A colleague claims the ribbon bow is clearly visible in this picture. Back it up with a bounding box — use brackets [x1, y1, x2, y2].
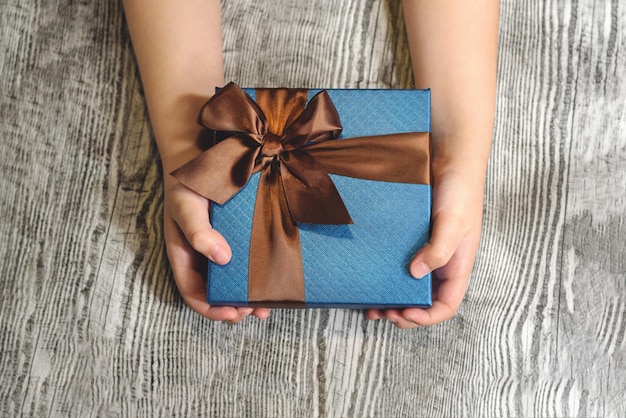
[172, 82, 430, 306]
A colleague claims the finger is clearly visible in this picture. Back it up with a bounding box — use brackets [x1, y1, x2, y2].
[205, 306, 242, 322]
[226, 307, 272, 323]
[383, 310, 419, 329]
[169, 184, 232, 265]
[252, 308, 271, 320]
[365, 309, 385, 320]
[400, 299, 459, 327]
[225, 307, 255, 324]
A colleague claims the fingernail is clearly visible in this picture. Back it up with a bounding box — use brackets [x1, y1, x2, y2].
[411, 261, 430, 279]
[210, 245, 230, 265]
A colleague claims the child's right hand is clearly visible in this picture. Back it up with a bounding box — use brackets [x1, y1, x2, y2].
[366, 152, 487, 328]
[163, 177, 271, 323]
[122, 0, 244, 321]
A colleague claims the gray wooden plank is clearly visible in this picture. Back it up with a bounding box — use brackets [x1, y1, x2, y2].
[1, 0, 625, 417]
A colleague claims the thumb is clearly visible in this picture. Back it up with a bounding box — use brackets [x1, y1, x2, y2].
[169, 185, 232, 265]
[183, 220, 231, 265]
[410, 210, 465, 278]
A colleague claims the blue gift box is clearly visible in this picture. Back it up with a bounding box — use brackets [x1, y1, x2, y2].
[207, 88, 432, 309]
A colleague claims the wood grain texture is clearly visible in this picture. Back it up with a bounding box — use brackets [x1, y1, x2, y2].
[1, 0, 624, 417]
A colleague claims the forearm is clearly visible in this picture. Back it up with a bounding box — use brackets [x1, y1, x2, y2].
[402, 0, 499, 175]
[123, 0, 224, 176]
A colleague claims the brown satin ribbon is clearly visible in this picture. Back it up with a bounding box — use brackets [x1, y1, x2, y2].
[172, 82, 430, 306]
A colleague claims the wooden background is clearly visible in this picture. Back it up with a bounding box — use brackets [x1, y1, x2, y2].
[1, 0, 625, 416]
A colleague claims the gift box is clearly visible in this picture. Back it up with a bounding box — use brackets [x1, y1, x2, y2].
[173, 82, 432, 309]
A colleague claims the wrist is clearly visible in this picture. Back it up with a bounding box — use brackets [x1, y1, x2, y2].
[431, 152, 490, 196]
[431, 129, 492, 175]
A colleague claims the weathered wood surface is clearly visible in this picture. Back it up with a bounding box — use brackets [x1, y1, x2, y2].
[1, 0, 624, 416]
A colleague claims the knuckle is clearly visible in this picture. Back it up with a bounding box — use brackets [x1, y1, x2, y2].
[188, 229, 210, 252]
[428, 244, 453, 268]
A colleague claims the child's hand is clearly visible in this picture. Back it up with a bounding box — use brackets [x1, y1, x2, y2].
[163, 179, 271, 323]
[366, 154, 486, 328]
[122, 0, 242, 320]
[380, 0, 498, 329]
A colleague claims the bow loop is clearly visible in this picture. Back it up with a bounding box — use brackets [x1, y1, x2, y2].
[198, 82, 267, 138]
[171, 135, 260, 205]
[282, 90, 343, 151]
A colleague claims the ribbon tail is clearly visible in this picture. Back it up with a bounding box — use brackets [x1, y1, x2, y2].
[248, 165, 306, 307]
[281, 152, 353, 225]
[304, 132, 431, 185]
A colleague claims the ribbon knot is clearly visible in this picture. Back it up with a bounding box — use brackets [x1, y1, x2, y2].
[171, 82, 431, 306]
[258, 132, 284, 162]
